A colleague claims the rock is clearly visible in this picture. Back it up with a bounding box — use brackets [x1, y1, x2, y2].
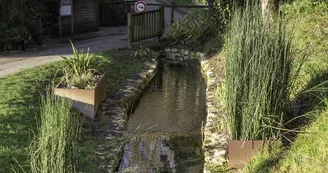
[165, 48, 171, 52]
[179, 49, 185, 54]
[183, 50, 189, 55]
[196, 52, 205, 58]
[105, 136, 114, 140]
[190, 51, 196, 56]
[170, 61, 178, 65]
[167, 52, 176, 60]
[171, 48, 178, 52]
[184, 56, 189, 60]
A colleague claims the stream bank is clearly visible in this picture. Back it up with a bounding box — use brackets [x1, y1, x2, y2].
[91, 49, 227, 172]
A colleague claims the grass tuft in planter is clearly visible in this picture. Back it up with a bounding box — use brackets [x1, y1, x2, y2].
[55, 41, 106, 119]
[225, 2, 293, 140]
[29, 91, 82, 173]
[60, 41, 101, 90]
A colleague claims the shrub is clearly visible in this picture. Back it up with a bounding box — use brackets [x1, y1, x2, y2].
[0, 0, 59, 51]
[225, 2, 294, 140]
[161, 1, 231, 53]
[132, 44, 157, 61]
[29, 91, 82, 173]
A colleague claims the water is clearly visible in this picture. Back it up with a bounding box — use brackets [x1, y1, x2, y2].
[119, 63, 206, 173]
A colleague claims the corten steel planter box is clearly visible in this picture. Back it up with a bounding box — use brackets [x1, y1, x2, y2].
[54, 74, 106, 119]
[228, 140, 282, 169]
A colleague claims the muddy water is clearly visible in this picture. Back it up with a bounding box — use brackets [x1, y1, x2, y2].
[119, 63, 206, 173]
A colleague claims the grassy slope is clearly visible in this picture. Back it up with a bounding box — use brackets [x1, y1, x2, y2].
[0, 49, 143, 172]
[0, 62, 65, 172]
[243, 1, 328, 172]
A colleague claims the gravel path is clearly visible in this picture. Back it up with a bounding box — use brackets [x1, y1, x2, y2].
[0, 2, 185, 77]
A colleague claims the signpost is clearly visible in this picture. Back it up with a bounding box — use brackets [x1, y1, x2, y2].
[134, 1, 147, 13]
[59, 0, 73, 34]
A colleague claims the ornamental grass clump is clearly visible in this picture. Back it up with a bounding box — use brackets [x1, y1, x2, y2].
[225, 2, 293, 140]
[29, 91, 82, 173]
[60, 41, 101, 90]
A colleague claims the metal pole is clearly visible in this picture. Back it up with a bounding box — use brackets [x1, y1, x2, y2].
[171, 2, 175, 25]
[128, 12, 133, 49]
[71, 4, 74, 34]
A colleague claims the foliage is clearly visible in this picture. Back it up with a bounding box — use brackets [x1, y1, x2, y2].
[132, 45, 157, 61]
[61, 42, 95, 77]
[29, 91, 82, 173]
[0, 0, 59, 51]
[244, 100, 328, 172]
[162, 0, 231, 54]
[241, 0, 328, 171]
[282, 0, 328, 96]
[276, 100, 328, 172]
[60, 42, 98, 89]
[225, 2, 294, 140]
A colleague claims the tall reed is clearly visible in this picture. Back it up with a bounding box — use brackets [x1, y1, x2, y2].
[29, 91, 82, 173]
[225, 2, 293, 140]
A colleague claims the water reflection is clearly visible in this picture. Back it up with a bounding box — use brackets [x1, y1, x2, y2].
[119, 63, 206, 173]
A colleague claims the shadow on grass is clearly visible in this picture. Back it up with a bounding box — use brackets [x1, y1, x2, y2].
[284, 70, 328, 144]
[0, 63, 63, 172]
[245, 145, 287, 173]
[246, 70, 328, 172]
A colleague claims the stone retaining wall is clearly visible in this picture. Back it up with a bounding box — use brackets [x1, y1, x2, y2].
[165, 48, 229, 172]
[200, 58, 229, 172]
[164, 48, 205, 65]
[92, 48, 228, 172]
[92, 59, 158, 172]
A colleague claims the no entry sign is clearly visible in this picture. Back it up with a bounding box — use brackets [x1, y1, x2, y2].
[134, 1, 147, 13]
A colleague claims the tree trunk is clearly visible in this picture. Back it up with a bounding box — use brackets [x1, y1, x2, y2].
[261, 0, 279, 23]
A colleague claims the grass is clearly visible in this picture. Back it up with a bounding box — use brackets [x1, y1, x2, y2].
[29, 91, 82, 173]
[0, 49, 143, 172]
[244, 100, 328, 173]
[208, 0, 328, 171]
[239, 0, 328, 171]
[225, 2, 293, 140]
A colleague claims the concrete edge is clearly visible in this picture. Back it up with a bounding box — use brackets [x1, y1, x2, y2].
[92, 59, 159, 172]
[163, 48, 229, 172]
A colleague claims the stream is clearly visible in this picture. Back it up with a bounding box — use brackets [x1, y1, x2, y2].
[119, 62, 207, 173]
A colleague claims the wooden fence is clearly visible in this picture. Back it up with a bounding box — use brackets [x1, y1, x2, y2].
[128, 7, 165, 48]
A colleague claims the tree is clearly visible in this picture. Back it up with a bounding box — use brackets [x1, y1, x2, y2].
[261, 0, 280, 22]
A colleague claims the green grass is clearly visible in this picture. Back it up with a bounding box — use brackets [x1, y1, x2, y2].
[225, 2, 294, 140]
[277, 103, 328, 172]
[0, 49, 143, 172]
[244, 101, 328, 173]
[240, 0, 328, 171]
[29, 92, 82, 173]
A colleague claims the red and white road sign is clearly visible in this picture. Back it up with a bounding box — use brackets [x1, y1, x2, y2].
[134, 1, 147, 13]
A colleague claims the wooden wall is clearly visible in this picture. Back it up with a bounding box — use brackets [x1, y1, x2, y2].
[98, 0, 130, 26]
[61, 0, 98, 34]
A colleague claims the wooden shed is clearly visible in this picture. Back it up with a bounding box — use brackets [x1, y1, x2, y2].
[60, 0, 99, 34]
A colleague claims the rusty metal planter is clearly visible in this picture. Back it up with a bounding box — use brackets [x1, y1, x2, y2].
[228, 140, 282, 169]
[54, 74, 106, 119]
